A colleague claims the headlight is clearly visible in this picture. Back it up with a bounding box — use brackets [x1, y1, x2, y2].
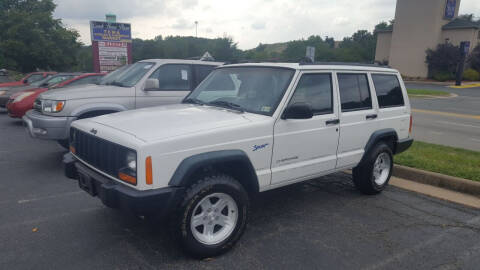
[118, 150, 137, 185]
[42, 100, 65, 113]
[13, 92, 35, 103]
[126, 151, 137, 171]
[0, 90, 6, 96]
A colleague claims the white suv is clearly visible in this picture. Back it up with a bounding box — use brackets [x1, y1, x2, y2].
[64, 63, 413, 258]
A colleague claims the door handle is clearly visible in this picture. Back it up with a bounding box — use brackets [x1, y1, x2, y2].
[325, 119, 340, 125]
[366, 114, 378, 120]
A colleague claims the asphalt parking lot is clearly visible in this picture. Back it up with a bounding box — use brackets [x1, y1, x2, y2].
[1, 111, 480, 270]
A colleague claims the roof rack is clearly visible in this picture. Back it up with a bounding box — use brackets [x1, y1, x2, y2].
[299, 61, 391, 68]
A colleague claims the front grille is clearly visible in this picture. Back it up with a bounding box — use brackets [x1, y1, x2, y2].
[33, 99, 42, 112]
[70, 127, 135, 180]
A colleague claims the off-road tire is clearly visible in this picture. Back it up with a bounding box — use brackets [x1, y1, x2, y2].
[172, 174, 249, 258]
[353, 142, 393, 195]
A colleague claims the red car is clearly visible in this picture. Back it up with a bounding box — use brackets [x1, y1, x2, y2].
[7, 73, 104, 118]
[0, 72, 56, 88]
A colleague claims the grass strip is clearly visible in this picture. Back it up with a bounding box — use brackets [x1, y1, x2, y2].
[395, 141, 480, 182]
[407, 88, 450, 96]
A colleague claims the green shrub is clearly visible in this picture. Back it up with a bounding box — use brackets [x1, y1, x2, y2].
[432, 71, 454, 82]
[463, 68, 480, 81]
[426, 44, 461, 78]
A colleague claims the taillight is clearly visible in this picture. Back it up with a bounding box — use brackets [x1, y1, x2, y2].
[409, 115, 413, 134]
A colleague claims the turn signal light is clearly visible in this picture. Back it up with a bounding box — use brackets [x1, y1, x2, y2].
[56, 101, 65, 112]
[69, 146, 76, 154]
[146, 156, 153, 185]
[119, 172, 137, 185]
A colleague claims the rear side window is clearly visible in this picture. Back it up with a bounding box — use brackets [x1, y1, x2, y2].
[149, 64, 191, 90]
[289, 73, 333, 115]
[194, 65, 215, 87]
[337, 73, 372, 112]
[371, 74, 405, 108]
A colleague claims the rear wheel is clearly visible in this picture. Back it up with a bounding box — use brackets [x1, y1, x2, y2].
[353, 142, 393, 195]
[172, 174, 249, 258]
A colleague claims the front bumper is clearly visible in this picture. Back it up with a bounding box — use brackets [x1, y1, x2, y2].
[22, 109, 76, 140]
[7, 99, 29, 118]
[64, 153, 184, 218]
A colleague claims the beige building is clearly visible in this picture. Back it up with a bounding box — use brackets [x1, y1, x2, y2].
[375, 0, 480, 78]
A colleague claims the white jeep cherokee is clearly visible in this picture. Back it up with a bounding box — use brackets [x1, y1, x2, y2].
[64, 62, 413, 258]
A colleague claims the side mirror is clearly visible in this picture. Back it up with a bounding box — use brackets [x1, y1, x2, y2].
[282, 103, 313, 120]
[144, 78, 159, 91]
[23, 79, 28, 83]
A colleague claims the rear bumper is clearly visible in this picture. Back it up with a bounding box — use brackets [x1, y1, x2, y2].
[22, 109, 76, 140]
[64, 153, 184, 218]
[395, 138, 413, 154]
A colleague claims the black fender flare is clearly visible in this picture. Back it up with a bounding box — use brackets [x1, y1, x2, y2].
[358, 129, 398, 166]
[168, 150, 259, 193]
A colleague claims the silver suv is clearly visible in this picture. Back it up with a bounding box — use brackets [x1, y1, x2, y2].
[23, 59, 223, 147]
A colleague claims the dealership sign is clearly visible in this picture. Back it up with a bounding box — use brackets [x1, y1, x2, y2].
[90, 20, 132, 73]
[90, 21, 132, 42]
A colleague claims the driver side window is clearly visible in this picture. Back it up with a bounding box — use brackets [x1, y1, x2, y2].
[148, 64, 191, 91]
[288, 73, 333, 115]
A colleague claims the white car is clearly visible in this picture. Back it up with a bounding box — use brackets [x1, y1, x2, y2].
[64, 62, 413, 258]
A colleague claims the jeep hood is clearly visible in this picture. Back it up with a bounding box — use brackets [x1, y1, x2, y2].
[39, 84, 132, 100]
[89, 104, 260, 142]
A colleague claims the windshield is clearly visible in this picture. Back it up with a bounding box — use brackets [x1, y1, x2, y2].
[185, 67, 294, 116]
[98, 65, 130, 85]
[30, 75, 53, 87]
[101, 62, 154, 87]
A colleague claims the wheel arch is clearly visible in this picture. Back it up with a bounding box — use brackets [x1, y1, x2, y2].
[71, 103, 127, 119]
[359, 129, 398, 166]
[169, 150, 260, 195]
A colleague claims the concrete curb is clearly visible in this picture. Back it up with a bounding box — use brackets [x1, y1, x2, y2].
[392, 165, 480, 197]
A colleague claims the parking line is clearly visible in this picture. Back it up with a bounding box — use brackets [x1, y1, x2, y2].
[412, 109, 480, 120]
[436, 121, 480, 129]
[18, 191, 84, 204]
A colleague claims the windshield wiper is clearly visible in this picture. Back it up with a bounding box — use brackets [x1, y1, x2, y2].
[183, 97, 205, 105]
[208, 100, 245, 112]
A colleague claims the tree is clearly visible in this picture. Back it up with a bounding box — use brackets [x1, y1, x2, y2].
[374, 20, 394, 33]
[468, 45, 480, 71]
[0, 0, 81, 72]
[425, 43, 461, 77]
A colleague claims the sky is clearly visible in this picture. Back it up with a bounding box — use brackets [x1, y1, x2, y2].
[53, 0, 480, 50]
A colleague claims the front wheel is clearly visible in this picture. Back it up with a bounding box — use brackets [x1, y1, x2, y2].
[353, 142, 393, 195]
[173, 174, 249, 258]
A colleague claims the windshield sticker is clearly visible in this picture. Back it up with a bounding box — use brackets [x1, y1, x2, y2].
[143, 65, 153, 69]
[260, 106, 271, 112]
[181, 70, 188, 81]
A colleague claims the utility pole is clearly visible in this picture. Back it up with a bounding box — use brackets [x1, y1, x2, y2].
[195, 21, 198, 38]
[456, 41, 470, 86]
